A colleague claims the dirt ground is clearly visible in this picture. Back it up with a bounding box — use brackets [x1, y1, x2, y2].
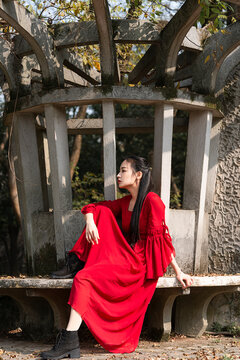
[0, 333, 239, 360]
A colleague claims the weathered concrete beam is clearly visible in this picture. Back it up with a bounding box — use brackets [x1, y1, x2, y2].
[66, 117, 154, 134]
[52, 21, 98, 48]
[63, 68, 88, 87]
[31, 62, 91, 87]
[156, 0, 201, 84]
[92, 0, 120, 84]
[175, 65, 193, 82]
[58, 49, 100, 85]
[32, 65, 90, 87]
[0, 0, 63, 87]
[215, 46, 240, 94]
[192, 21, 240, 94]
[36, 116, 187, 134]
[128, 0, 201, 85]
[4, 86, 222, 118]
[52, 20, 203, 50]
[1, 275, 240, 289]
[53, 20, 163, 47]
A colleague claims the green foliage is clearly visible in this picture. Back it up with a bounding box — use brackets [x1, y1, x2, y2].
[72, 170, 105, 209]
[223, 323, 240, 337]
[199, 0, 234, 32]
[171, 131, 188, 209]
[72, 169, 126, 209]
[211, 322, 240, 337]
[211, 321, 223, 332]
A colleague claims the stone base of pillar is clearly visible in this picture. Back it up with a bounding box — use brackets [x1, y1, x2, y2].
[147, 287, 190, 341]
[174, 286, 240, 337]
[0, 288, 54, 340]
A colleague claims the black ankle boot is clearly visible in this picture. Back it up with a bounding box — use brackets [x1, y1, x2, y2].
[40, 329, 80, 359]
[50, 252, 85, 279]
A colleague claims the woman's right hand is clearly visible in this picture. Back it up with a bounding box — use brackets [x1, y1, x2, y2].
[85, 213, 100, 245]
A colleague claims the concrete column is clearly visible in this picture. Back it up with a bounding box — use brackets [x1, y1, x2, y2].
[36, 129, 49, 211]
[102, 101, 117, 200]
[205, 118, 221, 213]
[42, 131, 53, 210]
[12, 113, 44, 273]
[183, 111, 212, 273]
[44, 105, 72, 264]
[153, 104, 174, 210]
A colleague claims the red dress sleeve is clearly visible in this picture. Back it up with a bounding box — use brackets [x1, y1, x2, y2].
[81, 197, 126, 218]
[144, 193, 175, 280]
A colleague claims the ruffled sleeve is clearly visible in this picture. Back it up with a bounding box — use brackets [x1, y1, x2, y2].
[81, 197, 127, 218]
[144, 193, 175, 280]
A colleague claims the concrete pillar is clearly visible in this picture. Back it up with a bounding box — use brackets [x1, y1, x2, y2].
[183, 111, 212, 273]
[36, 129, 49, 211]
[205, 118, 221, 213]
[42, 131, 53, 211]
[12, 113, 44, 273]
[153, 104, 174, 210]
[102, 101, 117, 200]
[44, 105, 72, 264]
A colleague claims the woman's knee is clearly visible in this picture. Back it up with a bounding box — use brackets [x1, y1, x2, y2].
[94, 205, 113, 217]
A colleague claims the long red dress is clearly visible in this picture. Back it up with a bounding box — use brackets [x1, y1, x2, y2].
[68, 191, 175, 353]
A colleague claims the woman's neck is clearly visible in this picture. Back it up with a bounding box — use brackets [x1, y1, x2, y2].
[128, 187, 138, 202]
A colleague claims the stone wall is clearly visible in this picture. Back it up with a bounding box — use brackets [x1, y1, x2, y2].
[207, 64, 240, 328]
[208, 64, 240, 274]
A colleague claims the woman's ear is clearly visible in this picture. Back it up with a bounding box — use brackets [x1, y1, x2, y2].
[136, 171, 143, 180]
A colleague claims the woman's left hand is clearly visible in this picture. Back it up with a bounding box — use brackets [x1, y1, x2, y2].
[176, 272, 193, 289]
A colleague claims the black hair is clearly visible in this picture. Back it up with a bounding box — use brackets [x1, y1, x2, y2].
[124, 155, 153, 246]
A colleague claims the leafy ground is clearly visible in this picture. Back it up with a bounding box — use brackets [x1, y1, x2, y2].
[0, 333, 239, 360]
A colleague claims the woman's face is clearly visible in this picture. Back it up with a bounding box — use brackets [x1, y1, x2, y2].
[117, 160, 141, 189]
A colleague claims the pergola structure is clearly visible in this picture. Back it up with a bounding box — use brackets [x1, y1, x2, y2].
[0, 0, 239, 277]
[0, 0, 240, 341]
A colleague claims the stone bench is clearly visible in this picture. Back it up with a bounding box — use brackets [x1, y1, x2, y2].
[0, 276, 239, 340]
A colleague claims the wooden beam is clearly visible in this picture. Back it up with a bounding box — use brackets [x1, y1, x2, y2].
[92, 0, 120, 84]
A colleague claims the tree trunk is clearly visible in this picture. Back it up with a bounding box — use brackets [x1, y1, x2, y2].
[8, 165, 21, 224]
[70, 105, 87, 180]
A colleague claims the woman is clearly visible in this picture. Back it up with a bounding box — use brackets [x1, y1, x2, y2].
[41, 155, 193, 360]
